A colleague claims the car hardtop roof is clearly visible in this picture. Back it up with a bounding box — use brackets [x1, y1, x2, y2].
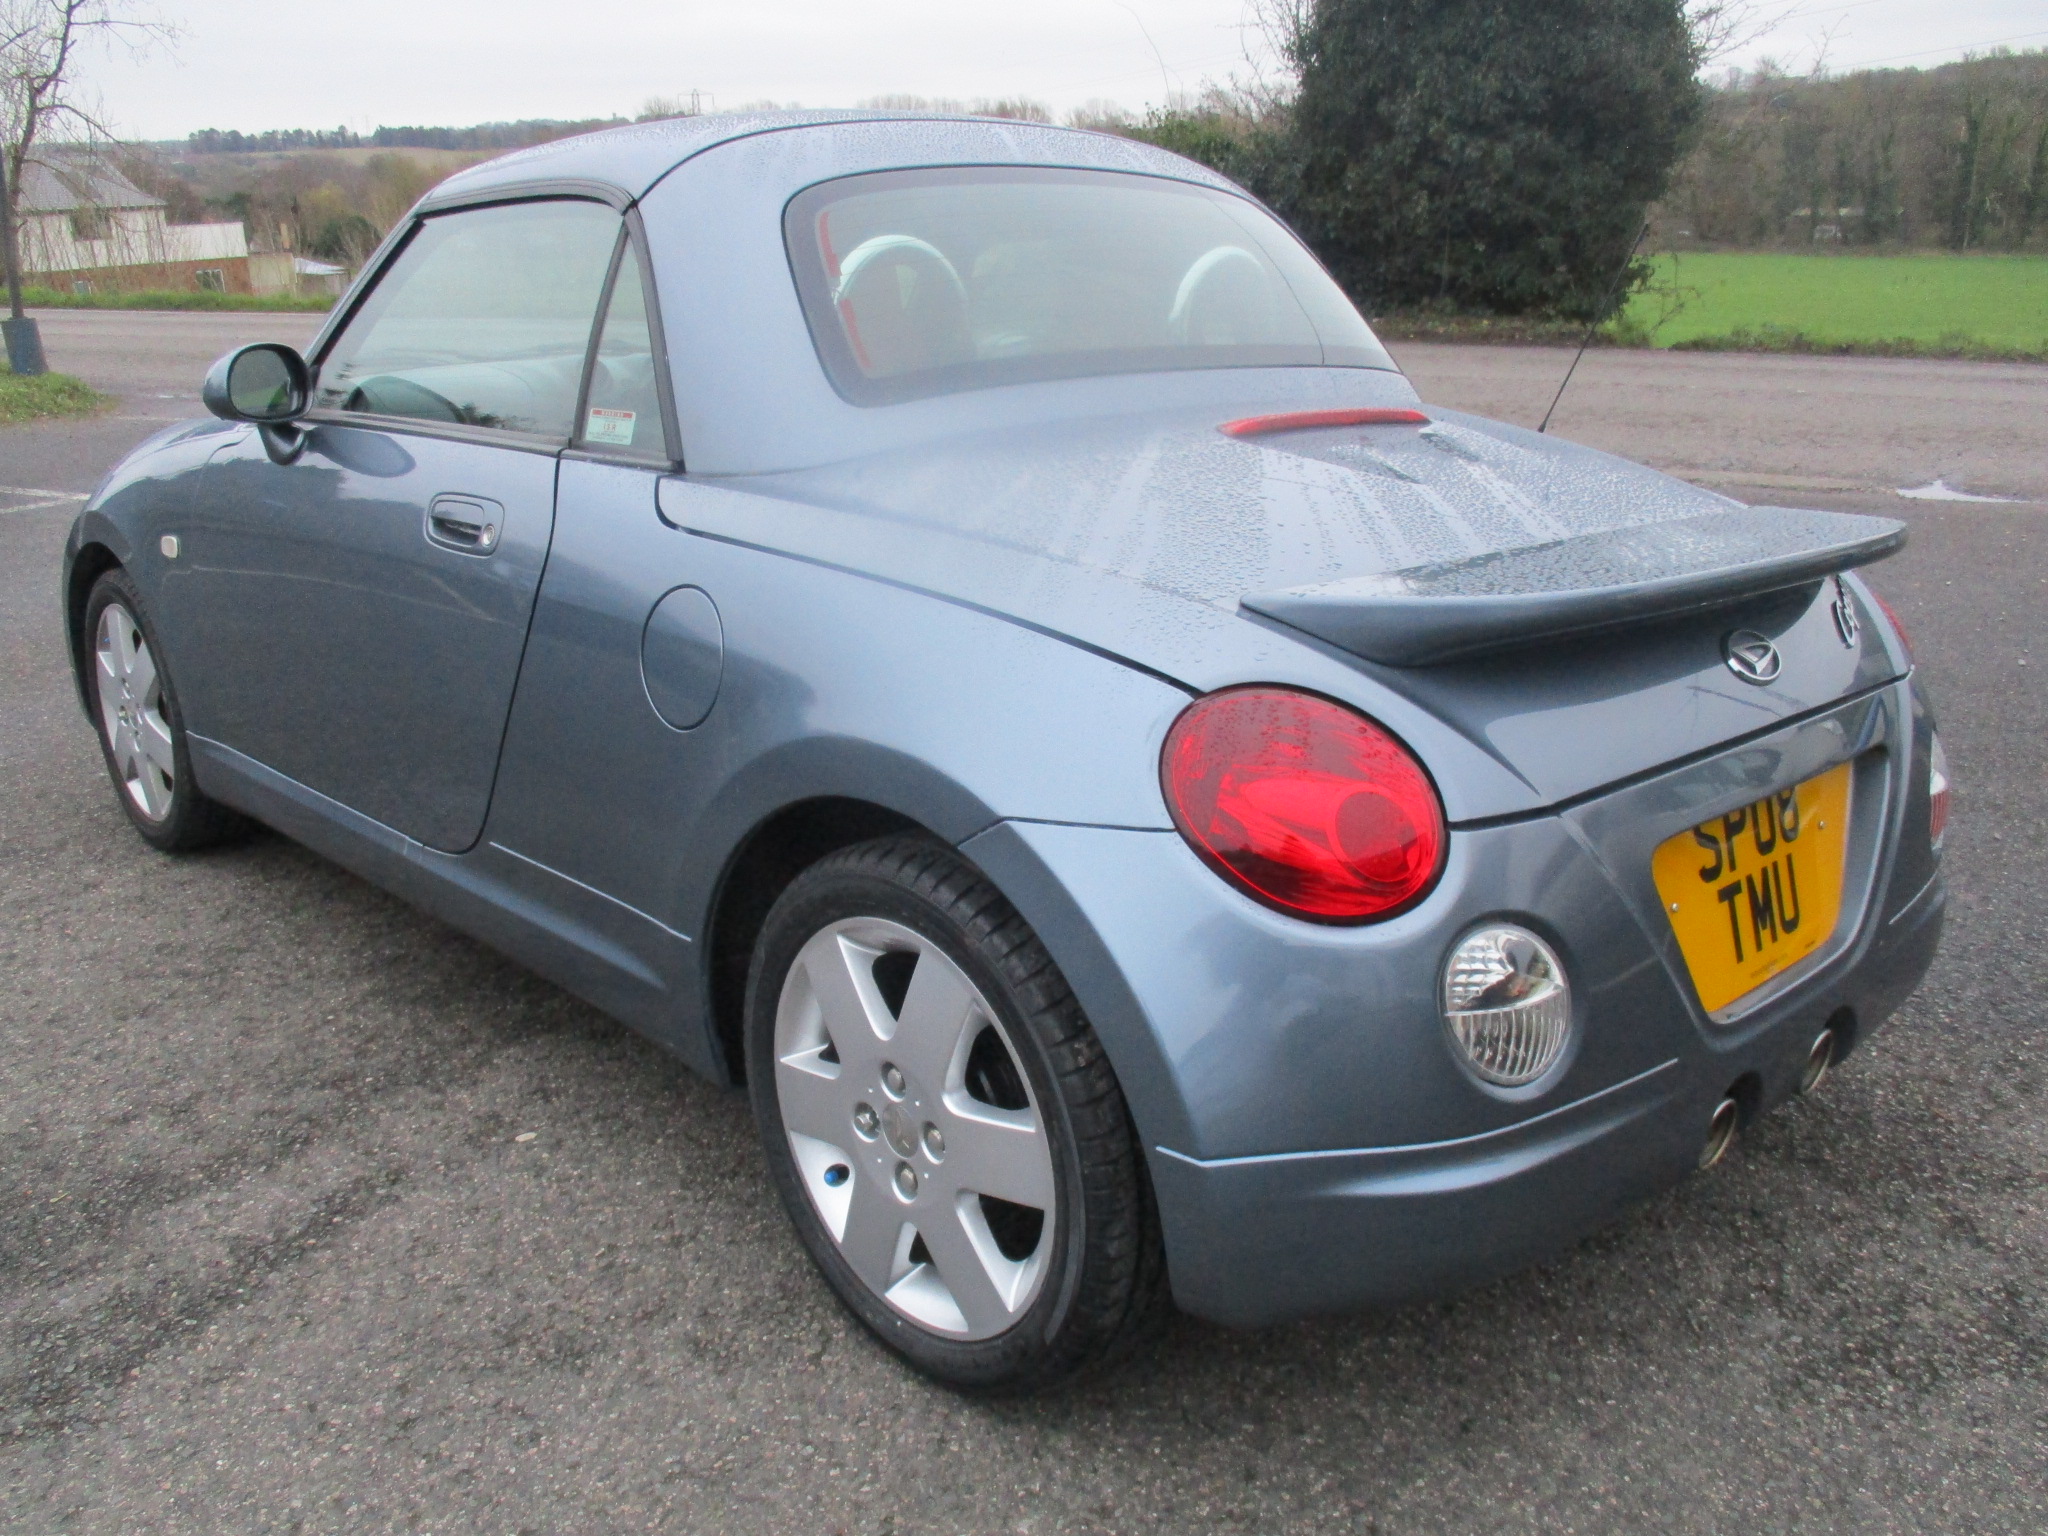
[420, 108, 1236, 211]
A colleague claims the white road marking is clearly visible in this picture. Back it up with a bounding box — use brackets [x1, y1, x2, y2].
[1897, 478, 2018, 503]
[0, 486, 89, 515]
[0, 486, 89, 501]
[1682, 469, 1871, 495]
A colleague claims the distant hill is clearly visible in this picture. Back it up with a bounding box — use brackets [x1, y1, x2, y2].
[173, 119, 630, 156]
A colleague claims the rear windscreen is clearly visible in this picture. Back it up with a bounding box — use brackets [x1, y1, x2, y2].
[786, 166, 1395, 406]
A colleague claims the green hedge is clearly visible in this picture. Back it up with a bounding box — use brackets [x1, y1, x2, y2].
[20, 286, 335, 313]
[1667, 326, 2048, 363]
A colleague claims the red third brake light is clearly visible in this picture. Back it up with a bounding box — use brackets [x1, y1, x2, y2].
[1161, 688, 1447, 922]
[1219, 408, 1429, 438]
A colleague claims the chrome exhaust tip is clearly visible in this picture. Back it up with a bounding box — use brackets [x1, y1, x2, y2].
[1699, 1096, 1740, 1170]
[1797, 1027, 1837, 1096]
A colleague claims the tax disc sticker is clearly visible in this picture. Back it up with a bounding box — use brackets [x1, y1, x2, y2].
[585, 406, 637, 446]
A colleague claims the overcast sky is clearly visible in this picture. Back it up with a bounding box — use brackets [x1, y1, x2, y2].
[76, 0, 2048, 142]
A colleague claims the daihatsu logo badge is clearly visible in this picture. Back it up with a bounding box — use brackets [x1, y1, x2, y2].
[1724, 630, 1783, 685]
[1830, 576, 1860, 647]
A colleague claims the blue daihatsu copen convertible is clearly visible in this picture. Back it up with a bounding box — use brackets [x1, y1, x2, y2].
[63, 110, 1945, 1391]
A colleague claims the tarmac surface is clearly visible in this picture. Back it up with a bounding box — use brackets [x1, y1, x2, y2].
[2, 310, 2044, 1534]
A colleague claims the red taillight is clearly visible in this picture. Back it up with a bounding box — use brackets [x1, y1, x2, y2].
[1161, 687, 1446, 922]
[1869, 588, 1914, 661]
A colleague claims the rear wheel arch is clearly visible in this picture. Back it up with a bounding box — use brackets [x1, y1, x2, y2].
[699, 788, 1193, 1159]
[951, 820, 1202, 1162]
[706, 796, 924, 1082]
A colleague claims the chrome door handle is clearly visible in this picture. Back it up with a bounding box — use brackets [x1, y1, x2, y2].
[426, 495, 503, 554]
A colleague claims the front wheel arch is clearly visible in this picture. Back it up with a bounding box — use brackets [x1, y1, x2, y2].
[65, 541, 123, 716]
[79, 566, 244, 851]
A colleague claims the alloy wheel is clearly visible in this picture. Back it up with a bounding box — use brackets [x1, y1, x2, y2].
[95, 601, 176, 822]
[772, 916, 1057, 1340]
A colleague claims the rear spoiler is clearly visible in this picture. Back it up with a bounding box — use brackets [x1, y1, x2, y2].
[1240, 507, 1905, 667]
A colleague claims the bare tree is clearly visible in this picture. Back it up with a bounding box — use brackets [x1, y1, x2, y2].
[1214, 0, 1308, 117]
[1685, 0, 1804, 67]
[636, 92, 707, 122]
[0, 1, 169, 362]
[1, 1, 172, 215]
[1245, 0, 1311, 71]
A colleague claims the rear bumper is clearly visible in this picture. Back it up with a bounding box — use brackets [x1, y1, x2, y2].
[1151, 870, 1941, 1326]
[964, 679, 1946, 1328]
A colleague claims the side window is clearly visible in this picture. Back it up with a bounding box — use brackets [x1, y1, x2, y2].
[577, 242, 668, 459]
[315, 200, 621, 438]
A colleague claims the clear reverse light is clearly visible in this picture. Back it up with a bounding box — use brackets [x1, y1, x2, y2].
[1928, 733, 1950, 849]
[1441, 926, 1572, 1087]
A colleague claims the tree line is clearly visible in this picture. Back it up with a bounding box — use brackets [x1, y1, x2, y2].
[1664, 51, 2048, 250]
[182, 119, 630, 156]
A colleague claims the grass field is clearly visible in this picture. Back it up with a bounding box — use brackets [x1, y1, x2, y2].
[0, 366, 107, 425]
[1620, 252, 2048, 358]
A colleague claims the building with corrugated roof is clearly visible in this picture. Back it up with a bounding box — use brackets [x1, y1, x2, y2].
[16, 151, 252, 293]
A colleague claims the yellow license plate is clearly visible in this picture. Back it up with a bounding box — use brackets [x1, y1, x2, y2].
[1651, 762, 1853, 1014]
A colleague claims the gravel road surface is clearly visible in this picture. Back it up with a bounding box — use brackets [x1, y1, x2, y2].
[3, 311, 2043, 1534]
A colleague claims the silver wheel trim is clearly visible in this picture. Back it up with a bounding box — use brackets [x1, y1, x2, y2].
[95, 602, 176, 822]
[773, 916, 1058, 1341]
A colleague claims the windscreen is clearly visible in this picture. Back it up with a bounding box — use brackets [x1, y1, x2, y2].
[786, 166, 1395, 405]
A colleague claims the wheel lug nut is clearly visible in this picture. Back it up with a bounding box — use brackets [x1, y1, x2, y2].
[922, 1124, 944, 1159]
[894, 1163, 918, 1199]
[852, 1103, 879, 1138]
[882, 1064, 906, 1098]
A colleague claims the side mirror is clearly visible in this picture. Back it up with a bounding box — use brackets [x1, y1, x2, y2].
[202, 343, 310, 424]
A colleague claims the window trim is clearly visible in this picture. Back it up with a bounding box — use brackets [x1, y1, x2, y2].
[302, 190, 635, 450]
[782, 163, 1392, 409]
[294, 412, 572, 456]
[305, 181, 639, 366]
[417, 176, 633, 217]
[564, 205, 682, 470]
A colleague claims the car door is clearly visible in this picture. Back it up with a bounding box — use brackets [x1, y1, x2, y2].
[481, 231, 706, 925]
[171, 198, 625, 852]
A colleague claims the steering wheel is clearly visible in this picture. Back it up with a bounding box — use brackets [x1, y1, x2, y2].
[833, 235, 974, 375]
[1168, 245, 1278, 346]
[344, 374, 468, 424]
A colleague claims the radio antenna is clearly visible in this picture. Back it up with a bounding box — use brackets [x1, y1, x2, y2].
[1538, 218, 1651, 435]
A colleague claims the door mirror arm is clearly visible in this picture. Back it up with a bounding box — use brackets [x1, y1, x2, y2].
[257, 422, 309, 464]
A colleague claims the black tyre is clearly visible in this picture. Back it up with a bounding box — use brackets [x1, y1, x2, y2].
[82, 568, 243, 852]
[745, 835, 1164, 1392]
